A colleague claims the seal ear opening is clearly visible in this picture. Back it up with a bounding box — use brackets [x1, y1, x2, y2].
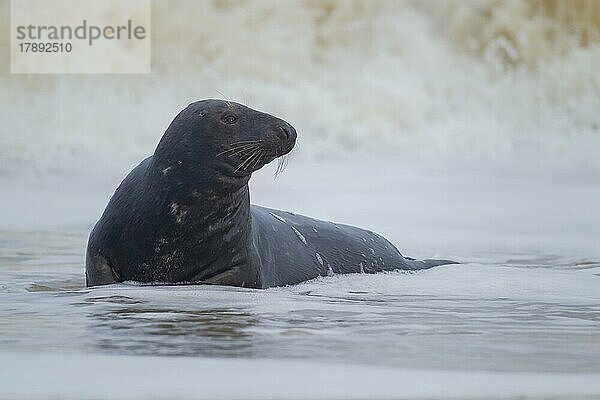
[86, 254, 119, 287]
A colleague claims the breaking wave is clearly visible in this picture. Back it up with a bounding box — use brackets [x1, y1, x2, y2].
[0, 0, 599, 175]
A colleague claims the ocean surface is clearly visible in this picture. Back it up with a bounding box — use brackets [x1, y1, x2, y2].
[1, 0, 600, 398]
[1, 161, 600, 399]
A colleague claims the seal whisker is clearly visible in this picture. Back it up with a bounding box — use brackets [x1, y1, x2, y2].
[274, 154, 290, 179]
[229, 142, 260, 147]
[215, 89, 233, 108]
[216, 145, 254, 156]
[274, 157, 283, 179]
[281, 157, 286, 174]
[216, 144, 262, 157]
[251, 150, 266, 169]
[234, 150, 260, 172]
[216, 148, 248, 158]
[245, 151, 262, 169]
[230, 140, 264, 145]
[233, 159, 249, 173]
[231, 145, 262, 156]
[242, 154, 258, 171]
[243, 150, 264, 171]
[217, 144, 258, 155]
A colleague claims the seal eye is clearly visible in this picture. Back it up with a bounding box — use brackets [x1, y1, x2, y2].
[223, 115, 237, 124]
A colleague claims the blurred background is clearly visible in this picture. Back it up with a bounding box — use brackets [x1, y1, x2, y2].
[1, 0, 599, 175]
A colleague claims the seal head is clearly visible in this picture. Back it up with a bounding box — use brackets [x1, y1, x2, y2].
[153, 99, 296, 182]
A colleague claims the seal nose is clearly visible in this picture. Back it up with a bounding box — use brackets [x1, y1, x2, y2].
[277, 124, 297, 143]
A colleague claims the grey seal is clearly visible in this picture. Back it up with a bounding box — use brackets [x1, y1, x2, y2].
[86, 99, 455, 287]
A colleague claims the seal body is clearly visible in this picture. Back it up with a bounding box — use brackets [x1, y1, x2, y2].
[249, 206, 452, 287]
[86, 100, 454, 288]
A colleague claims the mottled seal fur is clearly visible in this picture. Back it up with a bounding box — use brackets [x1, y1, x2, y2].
[86, 100, 455, 287]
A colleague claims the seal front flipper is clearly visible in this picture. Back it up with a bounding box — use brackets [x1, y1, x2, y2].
[85, 253, 119, 286]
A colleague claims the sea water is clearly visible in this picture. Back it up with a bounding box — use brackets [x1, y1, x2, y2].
[1, 162, 600, 399]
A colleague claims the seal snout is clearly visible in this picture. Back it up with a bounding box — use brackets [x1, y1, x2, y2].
[277, 125, 294, 141]
[274, 123, 297, 154]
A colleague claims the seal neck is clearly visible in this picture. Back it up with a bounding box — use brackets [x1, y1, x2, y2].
[182, 184, 254, 283]
[150, 152, 250, 192]
[146, 163, 254, 283]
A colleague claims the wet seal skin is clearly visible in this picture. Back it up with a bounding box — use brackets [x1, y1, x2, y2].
[86, 99, 456, 288]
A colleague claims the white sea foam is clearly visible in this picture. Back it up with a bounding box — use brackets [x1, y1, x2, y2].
[1, 1, 599, 175]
